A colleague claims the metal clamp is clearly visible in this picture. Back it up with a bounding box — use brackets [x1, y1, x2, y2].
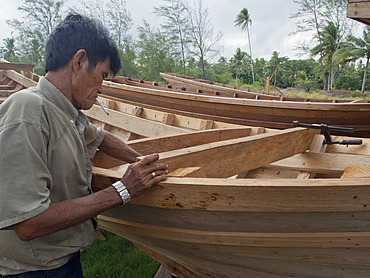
[292, 121, 362, 145]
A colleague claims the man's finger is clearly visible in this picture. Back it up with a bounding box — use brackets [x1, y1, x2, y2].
[136, 153, 159, 165]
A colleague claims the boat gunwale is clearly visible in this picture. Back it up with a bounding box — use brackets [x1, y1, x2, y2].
[102, 80, 370, 111]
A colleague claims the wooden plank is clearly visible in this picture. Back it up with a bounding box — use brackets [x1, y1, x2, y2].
[297, 134, 327, 179]
[235, 127, 265, 178]
[92, 167, 370, 212]
[4, 69, 37, 88]
[84, 104, 189, 138]
[103, 203, 370, 233]
[269, 152, 370, 175]
[347, 2, 370, 25]
[129, 127, 252, 156]
[341, 165, 370, 178]
[199, 120, 213, 130]
[136, 243, 199, 278]
[93, 127, 318, 182]
[140, 127, 318, 178]
[154, 265, 174, 278]
[91, 127, 253, 169]
[99, 95, 241, 131]
[0, 62, 35, 71]
[98, 215, 370, 248]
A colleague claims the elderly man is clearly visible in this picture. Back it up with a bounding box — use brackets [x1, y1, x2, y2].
[0, 13, 168, 277]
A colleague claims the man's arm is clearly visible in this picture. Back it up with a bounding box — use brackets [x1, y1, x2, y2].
[98, 131, 141, 163]
[13, 154, 168, 241]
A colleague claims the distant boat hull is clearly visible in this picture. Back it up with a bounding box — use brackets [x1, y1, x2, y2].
[101, 77, 370, 137]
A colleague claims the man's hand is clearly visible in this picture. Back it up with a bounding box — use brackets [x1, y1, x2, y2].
[121, 153, 168, 198]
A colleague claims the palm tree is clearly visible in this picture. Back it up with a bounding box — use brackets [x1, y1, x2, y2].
[230, 48, 246, 86]
[311, 21, 346, 90]
[267, 51, 288, 86]
[335, 26, 370, 94]
[3, 38, 16, 60]
[235, 8, 255, 86]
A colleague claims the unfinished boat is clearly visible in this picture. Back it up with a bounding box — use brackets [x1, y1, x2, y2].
[0, 60, 38, 103]
[92, 119, 370, 277]
[3, 61, 370, 277]
[99, 73, 370, 137]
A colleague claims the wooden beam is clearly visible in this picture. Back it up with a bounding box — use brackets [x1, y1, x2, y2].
[297, 134, 327, 179]
[129, 127, 252, 155]
[135, 243, 200, 278]
[268, 152, 370, 175]
[137, 127, 318, 178]
[0, 62, 35, 71]
[99, 95, 241, 131]
[91, 127, 253, 169]
[341, 164, 370, 178]
[347, 1, 370, 25]
[99, 214, 370, 248]
[92, 169, 370, 212]
[84, 105, 189, 138]
[4, 69, 37, 88]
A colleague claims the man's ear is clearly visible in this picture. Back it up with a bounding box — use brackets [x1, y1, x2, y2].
[72, 49, 88, 73]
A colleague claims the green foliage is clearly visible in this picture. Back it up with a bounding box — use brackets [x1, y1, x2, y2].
[154, 0, 192, 75]
[6, 0, 64, 71]
[266, 51, 288, 86]
[119, 40, 139, 78]
[80, 231, 159, 278]
[136, 21, 179, 81]
[187, 0, 222, 79]
[229, 48, 247, 86]
[235, 8, 255, 86]
[3, 0, 370, 94]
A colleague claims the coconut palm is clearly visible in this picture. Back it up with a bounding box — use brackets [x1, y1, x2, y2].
[3, 38, 16, 59]
[234, 8, 255, 86]
[266, 51, 288, 86]
[230, 48, 246, 86]
[311, 21, 347, 90]
[335, 26, 370, 94]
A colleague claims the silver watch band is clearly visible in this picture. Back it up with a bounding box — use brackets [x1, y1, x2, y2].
[112, 181, 131, 205]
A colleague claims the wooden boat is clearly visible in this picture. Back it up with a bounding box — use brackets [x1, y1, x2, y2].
[0, 60, 38, 103]
[99, 73, 370, 137]
[3, 61, 370, 277]
[91, 114, 370, 277]
[160, 72, 369, 102]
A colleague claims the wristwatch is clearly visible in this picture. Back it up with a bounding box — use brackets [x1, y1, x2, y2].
[112, 181, 131, 205]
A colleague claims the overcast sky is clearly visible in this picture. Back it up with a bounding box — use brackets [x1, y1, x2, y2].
[0, 0, 361, 61]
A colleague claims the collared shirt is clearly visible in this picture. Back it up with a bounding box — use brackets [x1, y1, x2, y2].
[0, 77, 105, 275]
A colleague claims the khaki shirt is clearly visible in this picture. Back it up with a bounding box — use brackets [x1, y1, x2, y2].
[0, 77, 105, 275]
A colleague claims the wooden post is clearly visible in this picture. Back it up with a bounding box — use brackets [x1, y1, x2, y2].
[265, 76, 270, 93]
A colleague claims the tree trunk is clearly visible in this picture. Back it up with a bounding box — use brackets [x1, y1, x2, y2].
[334, 66, 340, 90]
[246, 26, 255, 86]
[320, 56, 328, 90]
[361, 56, 369, 94]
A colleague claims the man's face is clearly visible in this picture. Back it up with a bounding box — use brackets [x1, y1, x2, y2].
[71, 57, 110, 110]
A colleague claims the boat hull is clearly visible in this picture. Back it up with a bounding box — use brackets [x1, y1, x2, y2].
[98, 184, 370, 278]
[101, 81, 370, 137]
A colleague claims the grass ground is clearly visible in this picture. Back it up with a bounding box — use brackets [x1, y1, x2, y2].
[80, 230, 160, 278]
